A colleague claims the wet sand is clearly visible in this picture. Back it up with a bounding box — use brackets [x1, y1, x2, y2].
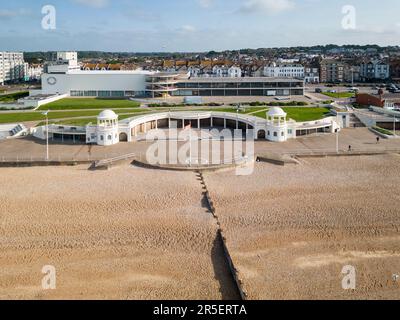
[0, 165, 238, 300]
[204, 154, 400, 299]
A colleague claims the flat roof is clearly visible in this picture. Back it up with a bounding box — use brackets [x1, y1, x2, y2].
[180, 77, 304, 83]
[65, 70, 153, 75]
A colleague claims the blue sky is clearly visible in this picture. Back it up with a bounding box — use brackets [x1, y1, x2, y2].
[1, 0, 400, 52]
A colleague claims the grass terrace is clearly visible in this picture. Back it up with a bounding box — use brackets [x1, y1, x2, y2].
[322, 92, 355, 99]
[251, 107, 332, 122]
[39, 98, 141, 110]
[372, 126, 395, 136]
[0, 91, 29, 103]
[0, 108, 149, 124]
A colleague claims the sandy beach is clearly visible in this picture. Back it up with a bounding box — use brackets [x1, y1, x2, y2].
[0, 165, 238, 300]
[0, 154, 399, 299]
[204, 154, 400, 299]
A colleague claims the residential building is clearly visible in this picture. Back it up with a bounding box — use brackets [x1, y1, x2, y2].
[24, 63, 43, 81]
[319, 59, 346, 83]
[264, 62, 305, 78]
[304, 67, 320, 83]
[0, 52, 25, 84]
[360, 60, 390, 81]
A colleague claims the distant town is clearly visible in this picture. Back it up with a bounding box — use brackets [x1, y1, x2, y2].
[2, 45, 400, 87]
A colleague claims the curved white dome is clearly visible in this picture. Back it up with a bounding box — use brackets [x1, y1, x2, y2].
[267, 107, 287, 117]
[98, 109, 118, 120]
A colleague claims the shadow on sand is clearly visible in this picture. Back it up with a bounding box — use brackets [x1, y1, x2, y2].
[211, 232, 242, 300]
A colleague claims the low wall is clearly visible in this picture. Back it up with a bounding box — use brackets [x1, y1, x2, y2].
[0, 160, 92, 167]
[22, 93, 69, 109]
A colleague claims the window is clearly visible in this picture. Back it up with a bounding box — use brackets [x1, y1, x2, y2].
[100, 135, 104, 141]
[111, 91, 124, 97]
[281, 132, 284, 137]
[288, 129, 292, 134]
[274, 132, 277, 137]
[98, 91, 111, 97]
[267, 131, 270, 136]
[108, 135, 112, 140]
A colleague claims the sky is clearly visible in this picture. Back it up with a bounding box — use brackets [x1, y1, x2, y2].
[0, 0, 400, 52]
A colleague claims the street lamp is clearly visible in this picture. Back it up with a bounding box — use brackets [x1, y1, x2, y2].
[336, 114, 340, 154]
[42, 110, 49, 161]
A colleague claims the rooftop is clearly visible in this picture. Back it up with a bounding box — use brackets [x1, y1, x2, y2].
[180, 77, 304, 83]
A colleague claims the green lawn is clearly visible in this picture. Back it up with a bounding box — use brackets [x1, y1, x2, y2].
[322, 92, 355, 99]
[0, 108, 147, 124]
[252, 107, 331, 122]
[39, 98, 141, 110]
[0, 91, 29, 103]
[2, 105, 332, 126]
[38, 112, 156, 126]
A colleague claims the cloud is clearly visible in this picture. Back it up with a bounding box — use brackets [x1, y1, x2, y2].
[198, 0, 214, 8]
[179, 25, 197, 33]
[240, 0, 295, 15]
[72, 0, 109, 8]
[0, 8, 31, 19]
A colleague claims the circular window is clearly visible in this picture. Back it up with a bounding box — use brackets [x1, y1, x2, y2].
[47, 77, 57, 85]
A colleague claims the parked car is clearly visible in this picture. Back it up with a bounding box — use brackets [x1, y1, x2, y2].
[315, 88, 323, 93]
[348, 87, 359, 92]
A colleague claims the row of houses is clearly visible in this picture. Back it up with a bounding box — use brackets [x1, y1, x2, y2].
[319, 59, 390, 83]
[162, 61, 320, 83]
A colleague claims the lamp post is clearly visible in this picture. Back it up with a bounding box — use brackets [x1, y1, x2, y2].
[336, 114, 340, 154]
[42, 111, 49, 161]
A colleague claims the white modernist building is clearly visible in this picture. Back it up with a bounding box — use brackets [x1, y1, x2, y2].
[38, 52, 304, 98]
[34, 108, 340, 146]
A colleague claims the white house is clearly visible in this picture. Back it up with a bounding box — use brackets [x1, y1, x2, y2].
[212, 66, 242, 78]
[360, 60, 390, 81]
[227, 66, 242, 78]
[304, 67, 320, 83]
[264, 62, 305, 79]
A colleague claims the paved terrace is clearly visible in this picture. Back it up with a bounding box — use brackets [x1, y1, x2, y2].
[0, 128, 399, 162]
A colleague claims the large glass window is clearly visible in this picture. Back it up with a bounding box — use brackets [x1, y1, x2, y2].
[198, 82, 212, 88]
[199, 90, 212, 96]
[225, 83, 238, 89]
[84, 91, 97, 97]
[98, 91, 111, 97]
[111, 91, 124, 97]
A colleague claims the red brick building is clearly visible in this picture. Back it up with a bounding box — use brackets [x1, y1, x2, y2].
[356, 93, 384, 107]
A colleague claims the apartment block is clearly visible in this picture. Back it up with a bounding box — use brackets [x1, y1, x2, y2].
[0, 52, 25, 85]
[319, 59, 346, 83]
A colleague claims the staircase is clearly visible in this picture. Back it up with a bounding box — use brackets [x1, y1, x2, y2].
[349, 113, 365, 128]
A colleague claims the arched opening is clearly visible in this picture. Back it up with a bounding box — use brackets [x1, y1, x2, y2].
[257, 130, 266, 140]
[119, 132, 128, 142]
